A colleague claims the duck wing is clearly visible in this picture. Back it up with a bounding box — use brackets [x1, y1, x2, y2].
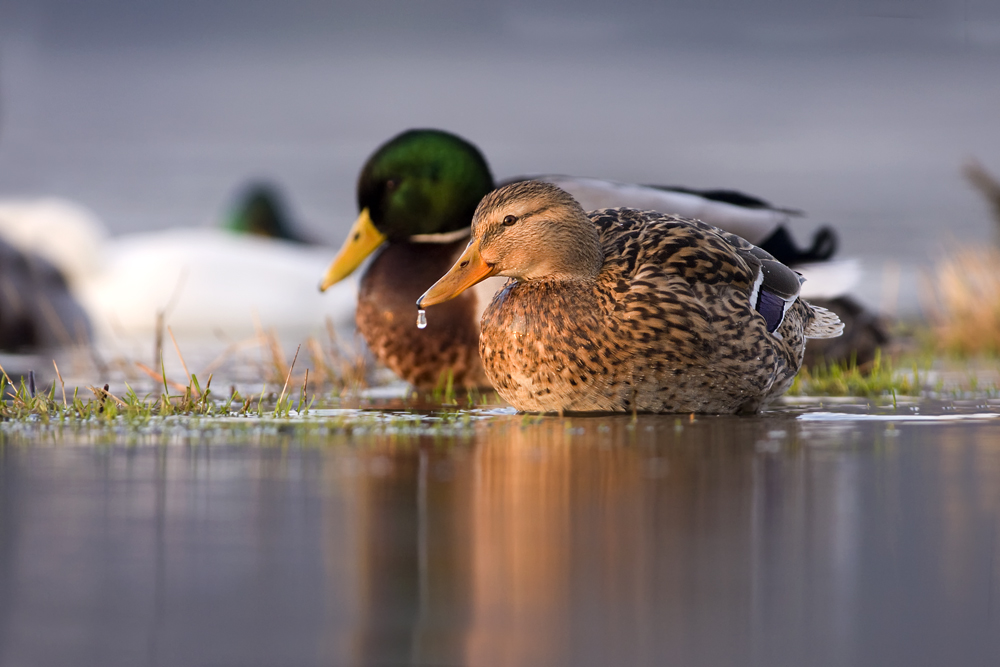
[713, 226, 844, 340]
[591, 208, 843, 340]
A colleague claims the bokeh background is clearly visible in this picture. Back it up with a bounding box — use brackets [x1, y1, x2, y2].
[3, 7, 1000, 665]
[2, 0, 999, 309]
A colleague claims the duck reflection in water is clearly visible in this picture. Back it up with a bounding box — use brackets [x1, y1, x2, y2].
[333, 414, 864, 666]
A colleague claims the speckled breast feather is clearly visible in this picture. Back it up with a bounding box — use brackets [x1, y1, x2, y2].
[479, 208, 821, 414]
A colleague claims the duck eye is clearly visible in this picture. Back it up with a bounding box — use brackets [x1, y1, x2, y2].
[386, 179, 398, 191]
[502, 215, 517, 226]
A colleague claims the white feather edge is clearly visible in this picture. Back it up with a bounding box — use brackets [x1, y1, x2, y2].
[409, 228, 472, 244]
[748, 268, 765, 310]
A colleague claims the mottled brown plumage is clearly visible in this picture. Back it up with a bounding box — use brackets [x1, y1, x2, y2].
[418, 181, 842, 413]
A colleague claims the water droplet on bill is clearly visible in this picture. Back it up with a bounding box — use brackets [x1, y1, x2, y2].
[416, 309, 427, 329]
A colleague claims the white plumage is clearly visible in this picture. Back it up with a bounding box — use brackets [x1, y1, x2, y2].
[0, 198, 357, 347]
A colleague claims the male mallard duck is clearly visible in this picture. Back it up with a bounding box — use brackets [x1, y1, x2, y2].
[222, 181, 315, 244]
[319, 128, 839, 390]
[417, 181, 843, 413]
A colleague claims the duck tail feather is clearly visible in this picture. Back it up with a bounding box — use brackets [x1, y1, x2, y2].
[804, 304, 845, 339]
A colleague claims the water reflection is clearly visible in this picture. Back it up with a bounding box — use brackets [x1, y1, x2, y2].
[1, 411, 999, 665]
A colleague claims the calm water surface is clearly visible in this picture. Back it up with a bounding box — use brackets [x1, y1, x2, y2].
[1, 403, 999, 666]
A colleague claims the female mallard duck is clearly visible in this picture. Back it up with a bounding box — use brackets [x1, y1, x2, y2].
[417, 181, 843, 414]
[319, 128, 840, 390]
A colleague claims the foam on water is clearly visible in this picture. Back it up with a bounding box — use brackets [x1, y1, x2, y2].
[799, 411, 1000, 422]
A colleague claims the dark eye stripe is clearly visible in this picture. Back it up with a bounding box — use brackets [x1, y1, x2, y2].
[499, 204, 552, 228]
[519, 205, 552, 219]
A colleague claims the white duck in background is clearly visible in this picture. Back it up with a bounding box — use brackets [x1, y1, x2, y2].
[0, 196, 357, 351]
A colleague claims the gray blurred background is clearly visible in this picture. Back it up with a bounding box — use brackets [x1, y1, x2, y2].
[1, 0, 999, 273]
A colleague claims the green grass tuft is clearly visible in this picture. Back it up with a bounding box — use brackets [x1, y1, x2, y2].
[790, 350, 925, 397]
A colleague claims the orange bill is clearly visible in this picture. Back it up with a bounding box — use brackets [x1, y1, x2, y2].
[319, 208, 387, 291]
[417, 239, 497, 308]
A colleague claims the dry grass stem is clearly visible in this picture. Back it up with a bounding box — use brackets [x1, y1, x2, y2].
[89, 384, 128, 409]
[277, 344, 301, 407]
[53, 359, 67, 406]
[168, 326, 192, 384]
[924, 247, 1000, 355]
[134, 361, 189, 392]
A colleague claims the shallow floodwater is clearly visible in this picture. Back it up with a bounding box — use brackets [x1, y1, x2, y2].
[1, 401, 999, 666]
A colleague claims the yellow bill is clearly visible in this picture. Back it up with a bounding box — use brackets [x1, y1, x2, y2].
[417, 239, 497, 308]
[319, 208, 387, 291]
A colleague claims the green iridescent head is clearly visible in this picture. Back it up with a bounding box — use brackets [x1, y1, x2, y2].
[320, 129, 496, 290]
[225, 183, 308, 243]
[357, 129, 496, 240]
